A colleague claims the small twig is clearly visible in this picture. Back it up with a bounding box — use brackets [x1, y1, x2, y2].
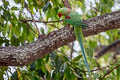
[25, 2, 40, 35]
[80, 66, 106, 73]
[20, 19, 64, 23]
[81, 60, 118, 73]
[70, 42, 74, 58]
[25, 22, 38, 35]
[102, 64, 120, 79]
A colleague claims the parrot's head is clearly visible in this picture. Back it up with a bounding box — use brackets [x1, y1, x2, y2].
[57, 7, 71, 18]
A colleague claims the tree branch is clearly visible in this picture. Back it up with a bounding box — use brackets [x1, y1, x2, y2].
[95, 40, 120, 58]
[0, 10, 120, 66]
[20, 19, 64, 23]
[63, 0, 71, 8]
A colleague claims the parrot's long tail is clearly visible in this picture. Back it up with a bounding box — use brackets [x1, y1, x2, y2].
[74, 27, 91, 73]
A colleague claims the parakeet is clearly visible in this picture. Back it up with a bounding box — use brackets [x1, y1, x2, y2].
[58, 7, 91, 73]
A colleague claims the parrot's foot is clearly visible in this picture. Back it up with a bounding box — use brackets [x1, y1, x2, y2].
[81, 23, 88, 29]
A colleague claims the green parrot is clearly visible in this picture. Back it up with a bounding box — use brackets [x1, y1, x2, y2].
[58, 7, 91, 73]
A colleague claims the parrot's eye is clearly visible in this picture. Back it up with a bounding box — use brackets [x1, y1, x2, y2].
[58, 13, 62, 17]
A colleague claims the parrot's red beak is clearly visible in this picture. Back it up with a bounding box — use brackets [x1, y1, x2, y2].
[57, 13, 62, 17]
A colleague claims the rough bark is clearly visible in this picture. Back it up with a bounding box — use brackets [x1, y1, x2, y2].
[0, 10, 120, 66]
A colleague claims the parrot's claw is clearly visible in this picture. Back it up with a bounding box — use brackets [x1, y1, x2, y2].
[81, 23, 88, 29]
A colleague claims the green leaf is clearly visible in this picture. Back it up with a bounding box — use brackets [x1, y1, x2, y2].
[72, 55, 82, 62]
[14, 0, 20, 3]
[11, 35, 20, 46]
[116, 66, 120, 80]
[11, 71, 18, 80]
[3, 0, 9, 8]
[11, 7, 18, 10]
[21, 0, 24, 7]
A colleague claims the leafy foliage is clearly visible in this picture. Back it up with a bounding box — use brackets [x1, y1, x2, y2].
[0, 0, 120, 80]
